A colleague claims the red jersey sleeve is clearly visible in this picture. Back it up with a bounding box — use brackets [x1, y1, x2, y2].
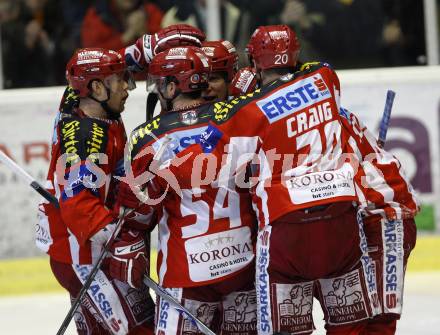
[122, 119, 166, 212]
[56, 118, 117, 245]
[340, 110, 420, 220]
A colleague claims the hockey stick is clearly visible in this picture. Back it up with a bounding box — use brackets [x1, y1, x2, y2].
[56, 207, 131, 335]
[143, 276, 216, 335]
[377, 90, 396, 148]
[146, 92, 159, 121]
[0, 150, 59, 208]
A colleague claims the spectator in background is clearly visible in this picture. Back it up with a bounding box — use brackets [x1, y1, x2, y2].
[55, 0, 93, 84]
[278, 0, 325, 61]
[382, 0, 426, 66]
[229, 0, 284, 54]
[279, 0, 427, 69]
[81, 0, 163, 50]
[161, 0, 240, 44]
[0, 0, 22, 88]
[280, 0, 385, 69]
[0, 0, 60, 88]
[149, 0, 174, 13]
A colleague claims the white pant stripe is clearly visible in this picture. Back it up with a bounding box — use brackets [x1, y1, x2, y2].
[256, 226, 273, 335]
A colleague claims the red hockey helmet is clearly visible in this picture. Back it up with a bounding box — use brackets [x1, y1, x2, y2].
[201, 40, 238, 82]
[246, 25, 300, 71]
[66, 48, 128, 97]
[148, 46, 210, 93]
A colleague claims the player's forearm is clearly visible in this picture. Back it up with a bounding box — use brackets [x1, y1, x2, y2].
[60, 191, 116, 245]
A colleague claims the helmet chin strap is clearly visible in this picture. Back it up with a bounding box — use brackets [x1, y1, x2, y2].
[88, 81, 120, 120]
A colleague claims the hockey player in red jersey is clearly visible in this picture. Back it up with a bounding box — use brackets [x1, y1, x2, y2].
[338, 108, 418, 335]
[37, 24, 207, 335]
[223, 35, 418, 335]
[165, 25, 418, 334]
[37, 48, 156, 334]
[201, 39, 239, 102]
[119, 45, 258, 334]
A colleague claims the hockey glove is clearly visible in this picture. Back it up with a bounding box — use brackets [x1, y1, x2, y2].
[89, 221, 117, 247]
[109, 230, 148, 289]
[114, 182, 156, 232]
[124, 24, 206, 72]
[229, 66, 258, 97]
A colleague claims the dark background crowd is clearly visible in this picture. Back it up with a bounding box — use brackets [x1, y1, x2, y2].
[0, 0, 428, 89]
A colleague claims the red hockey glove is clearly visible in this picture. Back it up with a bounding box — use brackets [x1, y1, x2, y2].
[124, 24, 206, 72]
[117, 179, 143, 209]
[114, 182, 156, 231]
[109, 230, 148, 289]
[229, 66, 258, 97]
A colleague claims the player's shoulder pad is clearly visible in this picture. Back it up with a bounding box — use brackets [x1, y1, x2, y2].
[298, 61, 334, 74]
[128, 115, 162, 159]
[128, 104, 213, 158]
[210, 88, 265, 124]
[339, 107, 353, 122]
[59, 116, 110, 166]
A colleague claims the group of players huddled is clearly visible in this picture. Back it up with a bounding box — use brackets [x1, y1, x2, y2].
[37, 23, 419, 335]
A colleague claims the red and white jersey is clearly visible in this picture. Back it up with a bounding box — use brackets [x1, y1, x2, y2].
[339, 108, 419, 220]
[126, 105, 257, 288]
[37, 111, 126, 264]
[189, 62, 418, 227]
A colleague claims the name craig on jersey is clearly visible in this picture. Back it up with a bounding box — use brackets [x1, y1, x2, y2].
[256, 73, 331, 124]
[287, 101, 333, 138]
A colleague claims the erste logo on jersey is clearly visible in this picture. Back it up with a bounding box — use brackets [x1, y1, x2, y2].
[256, 73, 331, 124]
[152, 126, 207, 161]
